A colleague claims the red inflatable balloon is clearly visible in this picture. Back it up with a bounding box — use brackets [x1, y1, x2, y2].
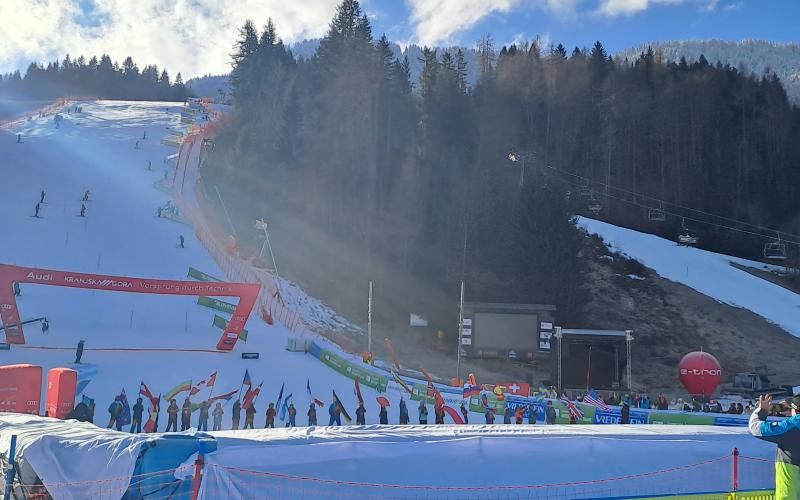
[679, 351, 722, 396]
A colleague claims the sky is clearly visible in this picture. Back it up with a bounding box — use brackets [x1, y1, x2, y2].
[0, 0, 797, 80]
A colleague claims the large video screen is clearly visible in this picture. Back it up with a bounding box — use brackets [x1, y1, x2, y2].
[472, 312, 539, 350]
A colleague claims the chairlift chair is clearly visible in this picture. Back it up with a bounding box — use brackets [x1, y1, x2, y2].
[648, 202, 666, 222]
[587, 192, 602, 215]
[677, 218, 698, 246]
[579, 181, 592, 198]
[763, 233, 787, 260]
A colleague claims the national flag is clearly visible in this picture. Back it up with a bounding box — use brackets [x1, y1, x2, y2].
[279, 393, 293, 421]
[500, 383, 530, 396]
[384, 338, 401, 370]
[376, 396, 390, 407]
[391, 370, 413, 396]
[442, 405, 464, 424]
[354, 379, 364, 405]
[190, 381, 205, 396]
[538, 383, 548, 393]
[307, 379, 323, 407]
[463, 384, 481, 399]
[242, 369, 252, 388]
[420, 368, 444, 409]
[242, 382, 262, 410]
[206, 372, 217, 388]
[139, 381, 158, 408]
[164, 380, 192, 401]
[117, 388, 132, 427]
[275, 382, 285, 413]
[559, 394, 585, 420]
[332, 390, 352, 423]
[143, 394, 160, 433]
[583, 389, 611, 411]
[208, 389, 238, 404]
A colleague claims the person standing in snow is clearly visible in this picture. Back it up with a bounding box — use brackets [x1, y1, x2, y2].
[379, 404, 388, 425]
[134, 140, 139, 149]
[265, 402, 276, 428]
[328, 401, 342, 426]
[74, 340, 85, 364]
[546, 401, 557, 425]
[142, 130, 147, 140]
[460, 402, 469, 424]
[17, 133, 21, 143]
[515, 407, 524, 424]
[198, 400, 210, 431]
[166, 399, 178, 432]
[418, 401, 428, 424]
[485, 408, 495, 424]
[181, 398, 192, 431]
[621, 401, 630, 424]
[503, 406, 512, 424]
[308, 403, 317, 426]
[231, 399, 241, 430]
[399, 398, 409, 425]
[147, 160, 152, 171]
[82, 190, 90, 202]
[528, 405, 537, 424]
[179, 235, 185, 248]
[79, 204, 86, 217]
[355, 402, 366, 425]
[244, 403, 256, 429]
[435, 405, 445, 425]
[108, 397, 123, 430]
[749, 394, 800, 499]
[34, 202, 41, 218]
[287, 403, 297, 427]
[131, 398, 144, 433]
[212, 402, 224, 431]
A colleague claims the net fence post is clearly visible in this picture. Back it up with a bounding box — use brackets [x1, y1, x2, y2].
[3, 435, 17, 498]
[732, 447, 739, 494]
[191, 452, 204, 500]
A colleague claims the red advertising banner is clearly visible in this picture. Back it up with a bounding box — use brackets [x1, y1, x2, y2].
[0, 263, 260, 351]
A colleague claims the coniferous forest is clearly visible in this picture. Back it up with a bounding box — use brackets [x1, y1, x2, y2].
[0, 55, 190, 101]
[205, 0, 800, 334]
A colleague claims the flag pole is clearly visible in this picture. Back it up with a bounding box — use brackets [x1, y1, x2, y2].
[585, 346, 593, 394]
[236, 371, 246, 402]
[206, 373, 216, 403]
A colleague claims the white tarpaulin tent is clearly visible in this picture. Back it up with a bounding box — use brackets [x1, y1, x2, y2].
[189, 424, 776, 499]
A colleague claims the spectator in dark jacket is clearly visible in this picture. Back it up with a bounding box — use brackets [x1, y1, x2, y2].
[181, 398, 192, 431]
[244, 403, 256, 429]
[545, 401, 557, 425]
[379, 405, 388, 424]
[308, 403, 317, 426]
[232, 400, 241, 430]
[621, 401, 631, 424]
[130, 398, 144, 433]
[166, 399, 179, 432]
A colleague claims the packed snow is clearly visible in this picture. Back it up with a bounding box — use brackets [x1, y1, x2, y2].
[580, 217, 800, 337]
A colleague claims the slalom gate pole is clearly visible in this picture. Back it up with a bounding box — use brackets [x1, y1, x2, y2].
[3, 434, 17, 498]
[191, 452, 204, 500]
[731, 447, 739, 493]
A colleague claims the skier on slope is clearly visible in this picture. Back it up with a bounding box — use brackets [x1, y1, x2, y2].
[212, 402, 224, 431]
[244, 403, 256, 429]
[74, 340, 85, 364]
[17, 133, 21, 143]
[40, 190, 45, 204]
[231, 399, 241, 430]
[198, 400, 210, 431]
[131, 398, 144, 433]
[166, 399, 179, 432]
[33, 203, 41, 218]
[460, 402, 469, 424]
[79, 204, 86, 217]
[379, 404, 388, 425]
[179, 235, 185, 248]
[265, 402, 276, 428]
[418, 401, 428, 424]
[307, 403, 317, 426]
[355, 402, 366, 425]
[82, 190, 90, 202]
[181, 398, 191, 431]
[399, 398, 409, 425]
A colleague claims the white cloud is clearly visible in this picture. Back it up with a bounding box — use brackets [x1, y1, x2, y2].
[407, 0, 519, 46]
[597, 0, 695, 16]
[0, 0, 341, 79]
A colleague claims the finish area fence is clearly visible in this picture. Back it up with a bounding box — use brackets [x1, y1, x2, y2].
[7, 450, 775, 500]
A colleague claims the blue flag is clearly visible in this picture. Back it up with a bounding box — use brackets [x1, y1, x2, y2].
[242, 369, 252, 388]
[279, 393, 293, 421]
[275, 382, 285, 415]
[117, 388, 132, 427]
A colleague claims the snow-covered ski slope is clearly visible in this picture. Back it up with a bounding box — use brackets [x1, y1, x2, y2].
[0, 100, 397, 423]
[579, 217, 800, 337]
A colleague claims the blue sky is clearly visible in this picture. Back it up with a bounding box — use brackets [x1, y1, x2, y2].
[0, 0, 797, 79]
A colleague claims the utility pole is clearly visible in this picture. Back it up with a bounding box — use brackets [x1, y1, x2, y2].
[507, 150, 536, 189]
[367, 281, 373, 353]
[456, 280, 465, 382]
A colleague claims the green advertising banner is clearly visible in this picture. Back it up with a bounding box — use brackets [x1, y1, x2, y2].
[212, 314, 248, 341]
[647, 411, 715, 425]
[317, 348, 388, 392]
[188, 267, 222, 282]
[198, 296, 236, 314]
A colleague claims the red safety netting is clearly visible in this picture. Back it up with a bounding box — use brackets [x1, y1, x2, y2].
[196, 454, 758, 500]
